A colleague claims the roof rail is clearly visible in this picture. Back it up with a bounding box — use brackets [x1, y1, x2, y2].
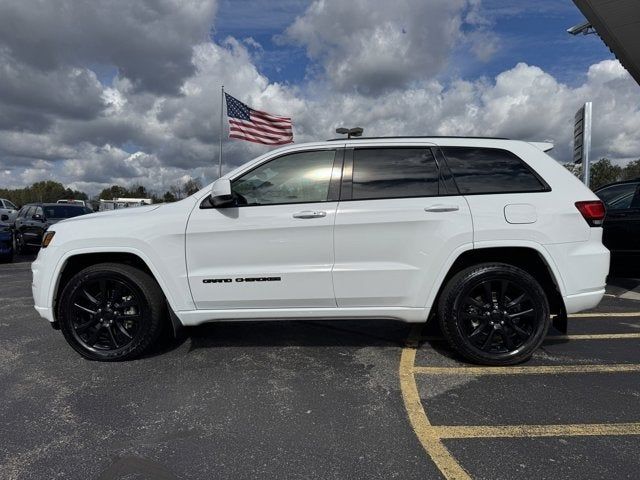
[326, 135, 510, 141]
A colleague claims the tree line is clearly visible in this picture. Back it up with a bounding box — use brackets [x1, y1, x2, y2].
[0, 178, 202, 208]
[97, 177, 201, 203]
[565, 158, 640, 190]
[0, 181, 88, 206]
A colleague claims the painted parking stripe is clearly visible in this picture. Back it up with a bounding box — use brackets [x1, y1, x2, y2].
[423, 333, 640, 343]
[413, 364, 640, 376]
[547, 333, 640, 340]
[400, 327, 640, 479]
[430, 423, 640, 439]
[399, 326, 472, 480]
[569, 312, 640, 318]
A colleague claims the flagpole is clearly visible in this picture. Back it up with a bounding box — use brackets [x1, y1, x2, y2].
[218, 85, 224, 178]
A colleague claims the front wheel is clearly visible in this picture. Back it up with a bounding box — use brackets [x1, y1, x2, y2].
[57, 263, 166, 361]
[437, 263, 550, 366]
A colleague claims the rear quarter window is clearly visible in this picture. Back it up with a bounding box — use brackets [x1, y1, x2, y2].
[441, 147, 548, 194]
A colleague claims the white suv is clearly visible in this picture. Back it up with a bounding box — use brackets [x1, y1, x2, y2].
[32, 137, 609, 364]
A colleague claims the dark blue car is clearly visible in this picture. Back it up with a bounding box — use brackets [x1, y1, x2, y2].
[0, 221, 13, 263]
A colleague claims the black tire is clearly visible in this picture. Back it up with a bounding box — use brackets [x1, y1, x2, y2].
[438, 263, 550, 366]
[57, 262, 166, 361]
[14, 232, 24, 255]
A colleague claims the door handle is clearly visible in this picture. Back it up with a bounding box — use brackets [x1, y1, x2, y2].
[424, 205, 459, 213]
[293, 210, 327, 219]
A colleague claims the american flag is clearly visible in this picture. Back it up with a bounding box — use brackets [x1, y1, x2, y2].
[225, 93, 293, 145]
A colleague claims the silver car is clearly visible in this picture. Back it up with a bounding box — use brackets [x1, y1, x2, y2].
[0, 198, 18, 223]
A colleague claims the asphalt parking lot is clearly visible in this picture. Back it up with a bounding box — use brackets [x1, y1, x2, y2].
[1, 257, 639, 480]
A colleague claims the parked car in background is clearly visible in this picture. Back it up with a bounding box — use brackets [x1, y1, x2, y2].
[57, 199, 87, 207]
[0, 220, 13, 262]
[0, 198, 19, 224]
[594, 179, 640, 276]
[14, 203, 91, 253]
[98, 198, 152, 211]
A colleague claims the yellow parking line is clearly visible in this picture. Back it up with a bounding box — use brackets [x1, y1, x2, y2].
[569, 312, 640, 318]
[430, 423, 640, 439]
[423, 333, 640, 343]
[548, 333, 640, 341]
[399, 326, 471, 479]
[413, 363, 640, 376]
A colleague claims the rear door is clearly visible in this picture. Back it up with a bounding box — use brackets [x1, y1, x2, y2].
[23, 206, 46, 247]
[15, 206, 33, 243]
[332, 144, 473, 308]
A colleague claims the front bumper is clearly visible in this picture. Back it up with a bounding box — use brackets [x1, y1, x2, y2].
[34, 305, 54, 322]
[31, 249, 57, 323]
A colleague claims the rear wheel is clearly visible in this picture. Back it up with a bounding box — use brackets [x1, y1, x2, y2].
[58, 263, 165, 361]
[438, 263, 550, 366]
[14, 232, 25, 254]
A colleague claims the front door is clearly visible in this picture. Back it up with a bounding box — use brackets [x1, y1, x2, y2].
[186, 149, 342, 310]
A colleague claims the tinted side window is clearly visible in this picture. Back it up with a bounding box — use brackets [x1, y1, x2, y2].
[596, 183, 639, 210]
[232, 150, 336, 206]
[352, 148, 439, 200]
[442, 147, 546, 194]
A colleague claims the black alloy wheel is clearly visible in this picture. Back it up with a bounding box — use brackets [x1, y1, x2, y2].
[58, 263, 165, 361]
[68, 277, 142, 352]
[438, 263, 550, 365]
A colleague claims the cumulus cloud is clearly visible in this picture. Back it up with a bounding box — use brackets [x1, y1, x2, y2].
[289, 60, 640, 164]
[283, 0, 497, 94]
[0, 0, 217, 94]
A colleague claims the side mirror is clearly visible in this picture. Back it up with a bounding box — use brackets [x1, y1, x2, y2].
[210, 178, 234, 207]
[32, 214, 44, 222]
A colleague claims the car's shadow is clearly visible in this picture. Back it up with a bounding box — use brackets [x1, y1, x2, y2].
[154, 319, 417, 355]
[148, 314, 451, 359]
[11, 253, 37, 264]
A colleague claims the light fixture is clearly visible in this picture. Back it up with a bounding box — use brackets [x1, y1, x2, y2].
[335, 127, 364, 139]
[567, 21, 594, 36]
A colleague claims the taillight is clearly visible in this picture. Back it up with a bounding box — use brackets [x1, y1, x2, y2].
[575, 200, 606, 227]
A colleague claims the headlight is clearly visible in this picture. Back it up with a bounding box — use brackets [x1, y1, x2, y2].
[42, 231, 55, 248]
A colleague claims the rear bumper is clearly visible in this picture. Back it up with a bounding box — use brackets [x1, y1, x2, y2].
[563, 288, 606, 314]
[545, 229, 609, 314]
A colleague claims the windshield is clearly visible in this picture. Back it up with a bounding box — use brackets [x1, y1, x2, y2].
[596, 183, 638, 209]
[5, 200, 17, 210]
[43, 205, 88, 219]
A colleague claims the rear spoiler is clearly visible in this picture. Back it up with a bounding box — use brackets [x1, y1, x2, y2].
[528, 141, 554, 152]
